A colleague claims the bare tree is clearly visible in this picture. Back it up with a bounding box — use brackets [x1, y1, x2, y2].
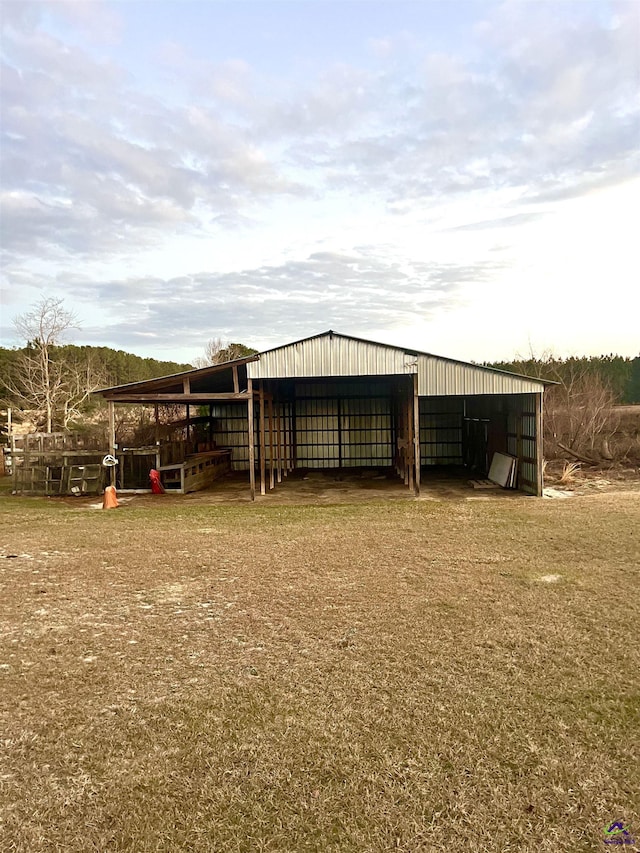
[60, 349, 108, 429]
[4, 298, 105, 432]
[544, 365, 620, 462]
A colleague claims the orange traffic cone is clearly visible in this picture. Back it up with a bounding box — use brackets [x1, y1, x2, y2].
[103, 485, 119, 509]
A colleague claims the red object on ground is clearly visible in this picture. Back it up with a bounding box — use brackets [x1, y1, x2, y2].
[149, 469, 165, 494]
[103, 486, 119, 509]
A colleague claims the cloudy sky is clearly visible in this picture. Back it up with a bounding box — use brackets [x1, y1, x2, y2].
[1, 0, 639, 364]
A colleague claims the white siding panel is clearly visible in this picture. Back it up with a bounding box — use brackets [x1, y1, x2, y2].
[417, 356, 544, 396]
[248, 336, 417, 379]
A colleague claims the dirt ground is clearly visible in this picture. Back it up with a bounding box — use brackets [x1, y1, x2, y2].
[0, 485, 639, 852]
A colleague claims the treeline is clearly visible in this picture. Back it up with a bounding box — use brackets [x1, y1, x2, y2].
[486, 354, 640, 404]
[0, 344, 192, 394]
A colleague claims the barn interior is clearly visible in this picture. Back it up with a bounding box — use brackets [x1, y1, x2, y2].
[99, 333, 546, 499]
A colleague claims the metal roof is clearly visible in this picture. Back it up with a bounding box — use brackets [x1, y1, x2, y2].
[247, 331, 416, 379]
[247, 330, 549, 395]
[98, 354, 258, 396]
[99, 330, 550, 399]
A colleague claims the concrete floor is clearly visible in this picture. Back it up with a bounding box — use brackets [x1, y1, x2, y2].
[174, 467, 525, 504]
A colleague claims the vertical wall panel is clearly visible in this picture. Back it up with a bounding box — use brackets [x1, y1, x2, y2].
[419, 397, 464, 465]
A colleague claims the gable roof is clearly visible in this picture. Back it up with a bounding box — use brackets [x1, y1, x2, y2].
[99, 330, 551, 399]
[247, 330, 552, 394]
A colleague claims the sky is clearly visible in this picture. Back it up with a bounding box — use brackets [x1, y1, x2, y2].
[1, 0, 639, 365]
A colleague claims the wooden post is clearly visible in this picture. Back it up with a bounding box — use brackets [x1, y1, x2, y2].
[267, 394, 275, 490]
[291, 400, 297, 472]
[247, 378, 255, 501]
[402, 396, 409, 485]
[232, 365, 239, 394]
[108, 400, 116, 487]
[407, 389, 414, 492]
[535, 391, 544, 497]
[276, 401, 283, 483]
[281, 402, 288, 477]
[154, 403, 160, 468]
[259, 384, 266, 496]
[413, 374, 421, 495]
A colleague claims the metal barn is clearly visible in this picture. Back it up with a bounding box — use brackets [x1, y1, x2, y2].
[100, 331, 549, 498]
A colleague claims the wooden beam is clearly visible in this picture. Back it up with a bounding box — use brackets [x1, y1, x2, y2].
[259, 384, 266, 496]
[267, 393, 275, 490]
[402, 395, 408, 485]
[407, 389, 414, 492]
[154, 404, 159, 446]
[291, 400, 297, 472]
[232, 365, 239, 394]
[247, 379, 255, 501]
[108, 400, 116, 488]
[275, 402, 283, 483]
[102, 393, 250, 403]
[413, 374, 421, 496]
[183, 377, 191, 394]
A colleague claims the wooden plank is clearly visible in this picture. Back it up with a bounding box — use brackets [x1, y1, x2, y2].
[413, 374, 421, 495]
[291, 400, 297, 472]
[232, 365, 239, 394]
[108, 400, 116, 487]
[183, 377, 191, 394]
[268, 394, 275, 490]
[247, 379, 255, 501]
[275, 401, 283, 483]
[259, 384, 266, 496]
[103, 393, 250, 402]
[281, 401, 288, 477]
[469, 479, 500, 490]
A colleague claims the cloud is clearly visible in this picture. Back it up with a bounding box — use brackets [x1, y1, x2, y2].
[1, 0, 638, 360]
[64, 251, 504, 354]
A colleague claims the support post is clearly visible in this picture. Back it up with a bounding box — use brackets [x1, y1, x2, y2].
[108, 400, 116, 487]
[247, 379, 255, 501]
[268, 394, 275, 490]
[291, 400, 297, 472]
[282, 402, 289, 477]
[232, 365, 239, 394]
[259, 384, 266, 496]
[407, 389, 414, 492]
[413, 374, 421, 496]
[535, 391, 544, 497]
[276, 401, 283, 483]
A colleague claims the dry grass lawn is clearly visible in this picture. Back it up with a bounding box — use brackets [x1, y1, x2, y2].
[1, 491, 639, 852]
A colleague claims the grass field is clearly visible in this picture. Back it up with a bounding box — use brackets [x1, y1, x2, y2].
[1, 492, 639, 852]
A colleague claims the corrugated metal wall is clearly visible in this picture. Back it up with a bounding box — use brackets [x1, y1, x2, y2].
[419, 397, 464, 465]
[294, 380, 393, 468]
[506, 394, 539, 495]
[210, 403, 253, 470]
[248, 336, 415, 379]
[417, 356, 544, 396]
[209, 387, 542, 495]
[247, 333, 545, 397]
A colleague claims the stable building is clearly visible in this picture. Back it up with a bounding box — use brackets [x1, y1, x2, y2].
[100, 331, 549, 498]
